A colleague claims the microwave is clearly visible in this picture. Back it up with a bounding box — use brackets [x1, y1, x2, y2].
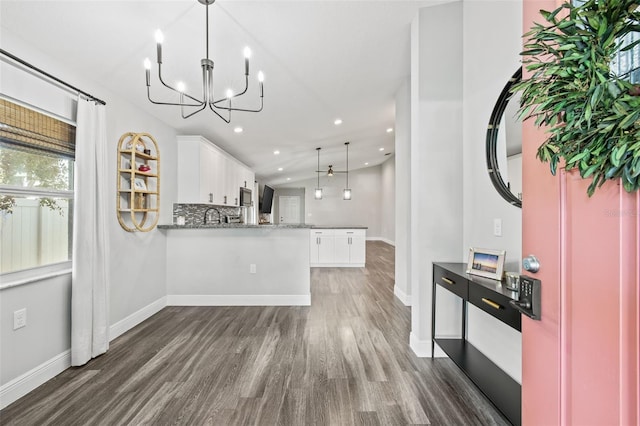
[240, 186, 252, 207]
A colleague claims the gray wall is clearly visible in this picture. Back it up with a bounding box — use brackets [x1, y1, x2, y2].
[0, 29, 176, 391]
[461, 0, 523, 383]
[380, 155, 395, 244]
[277, 166, 383, 238]
[394, 79, 411, 305]
[409, 2, 464, 356]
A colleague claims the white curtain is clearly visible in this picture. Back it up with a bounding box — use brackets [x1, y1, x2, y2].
[71, 97, 110, 366]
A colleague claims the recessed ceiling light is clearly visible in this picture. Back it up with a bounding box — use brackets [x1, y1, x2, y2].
[234, 127, 243, 133]
[278, 167, 283, 171]
[334, 119, 342, 125]
[273, 150, 280, 155]
[365, 162, 369, 165]
[286, 177, 291, 181]
[386, 128, 393, 133]
[379, 147, 385, 151]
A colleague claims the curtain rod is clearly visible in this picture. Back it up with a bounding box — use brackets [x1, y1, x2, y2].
[0, 48, 106, 106]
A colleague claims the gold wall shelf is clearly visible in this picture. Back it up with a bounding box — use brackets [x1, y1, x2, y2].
[116, 132, 160, 232]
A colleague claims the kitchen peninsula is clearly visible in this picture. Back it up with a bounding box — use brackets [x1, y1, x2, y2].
[160, 223, 313, 306]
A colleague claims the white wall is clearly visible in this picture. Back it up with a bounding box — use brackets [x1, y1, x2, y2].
[277, 166, 383, 238]
[166, 228, 310, 304]
[379, 155, 395, 245]
[0, 29, 176, 399]
[410, 2, 464, 357]
[394, 79, 411, 305]
[462, 0, 523, 383]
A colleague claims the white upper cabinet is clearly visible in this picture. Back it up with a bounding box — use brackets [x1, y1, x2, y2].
[177, 135, 254, 206]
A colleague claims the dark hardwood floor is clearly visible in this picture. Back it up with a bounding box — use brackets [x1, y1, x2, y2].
[1, 241, 508, 425]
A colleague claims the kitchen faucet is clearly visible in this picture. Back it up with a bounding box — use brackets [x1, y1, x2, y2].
[203, 207, 222, 224]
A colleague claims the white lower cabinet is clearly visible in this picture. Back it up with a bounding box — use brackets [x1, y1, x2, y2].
[310, 229, 366, 267]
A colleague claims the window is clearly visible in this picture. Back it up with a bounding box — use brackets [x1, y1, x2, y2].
[612, 31, 640, 84]
[572, 0, 640, 83]
[0, 99, 75, 275]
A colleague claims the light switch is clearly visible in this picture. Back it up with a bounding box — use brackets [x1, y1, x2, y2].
[249, 264, 257, 274]
[493, 218, 502, 237]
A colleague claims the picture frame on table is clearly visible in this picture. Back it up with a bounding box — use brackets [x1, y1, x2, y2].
[466, 247, 506, 281]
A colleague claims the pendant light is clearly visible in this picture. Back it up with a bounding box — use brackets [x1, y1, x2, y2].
[343, 142, 351, 200]
[315, 148, 323, 199]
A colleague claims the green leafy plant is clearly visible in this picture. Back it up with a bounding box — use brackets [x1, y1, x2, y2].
[514, 0, 640, 196]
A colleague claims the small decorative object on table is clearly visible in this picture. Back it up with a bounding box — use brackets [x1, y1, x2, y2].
[504, 272, 520, 291]
[466, 247, 506, 281]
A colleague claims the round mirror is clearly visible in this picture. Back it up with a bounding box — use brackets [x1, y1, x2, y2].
[486, 68, 522, 208]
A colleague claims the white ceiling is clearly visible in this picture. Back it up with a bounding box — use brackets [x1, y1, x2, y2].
[1, 1, 433, 186]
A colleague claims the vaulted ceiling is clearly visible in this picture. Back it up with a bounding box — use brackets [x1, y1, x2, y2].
[1, 1, 433, 185]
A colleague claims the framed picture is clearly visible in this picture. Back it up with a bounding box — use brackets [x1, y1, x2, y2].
[466, 247, 506, 280]
[133, 178, 147, 191]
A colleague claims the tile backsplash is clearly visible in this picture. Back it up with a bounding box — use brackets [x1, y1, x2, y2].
[173, 204, 243, 225]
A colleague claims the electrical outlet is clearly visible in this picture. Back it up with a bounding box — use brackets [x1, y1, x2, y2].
[249, 264, 257, 274]
[13, 308, 27, 330]
[493, 218, 502, 237]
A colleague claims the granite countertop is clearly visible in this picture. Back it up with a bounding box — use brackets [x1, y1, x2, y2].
[310, 225, 368, 229]
[158, 223, 313, 230]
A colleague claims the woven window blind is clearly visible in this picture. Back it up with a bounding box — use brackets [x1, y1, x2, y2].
[0, 99, 76, 159]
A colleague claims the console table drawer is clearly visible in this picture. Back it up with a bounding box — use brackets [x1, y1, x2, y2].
[433, 265, 468, 299]
[469, 283, 521, 331]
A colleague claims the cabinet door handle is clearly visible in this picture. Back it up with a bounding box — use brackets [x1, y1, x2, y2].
[481, 298, 502, 310]
[209, 193, 213, 203]
[441, 277, 455, 285]
[224, 195, 227, 204]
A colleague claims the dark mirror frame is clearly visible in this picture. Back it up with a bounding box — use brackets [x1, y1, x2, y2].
[486, 67, 522, 208]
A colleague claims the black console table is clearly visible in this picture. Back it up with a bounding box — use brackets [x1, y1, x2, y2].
[432, 262, 521, 426]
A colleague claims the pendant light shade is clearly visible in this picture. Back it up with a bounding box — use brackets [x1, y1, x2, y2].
[315, 148, 323, 199]
[343, 142, 351, 200]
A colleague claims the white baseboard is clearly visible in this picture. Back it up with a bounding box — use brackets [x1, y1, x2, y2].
[310, 263, 365, 268]
[109, 296, 167, 341]
[409, 332, 446, 358]
[366, 237, 395, 246]
[167, 294, 311, 306]
[393, 285, 411, 306]
[0, 350, 70, 410]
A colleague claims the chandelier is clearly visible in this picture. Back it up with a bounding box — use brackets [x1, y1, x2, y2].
[143, 0, 264, 122]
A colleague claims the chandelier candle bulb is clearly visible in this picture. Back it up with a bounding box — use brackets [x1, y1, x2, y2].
[244, 47, 251, 75]
[155, 30, 163, 64]
[144, 58, 151, 86]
